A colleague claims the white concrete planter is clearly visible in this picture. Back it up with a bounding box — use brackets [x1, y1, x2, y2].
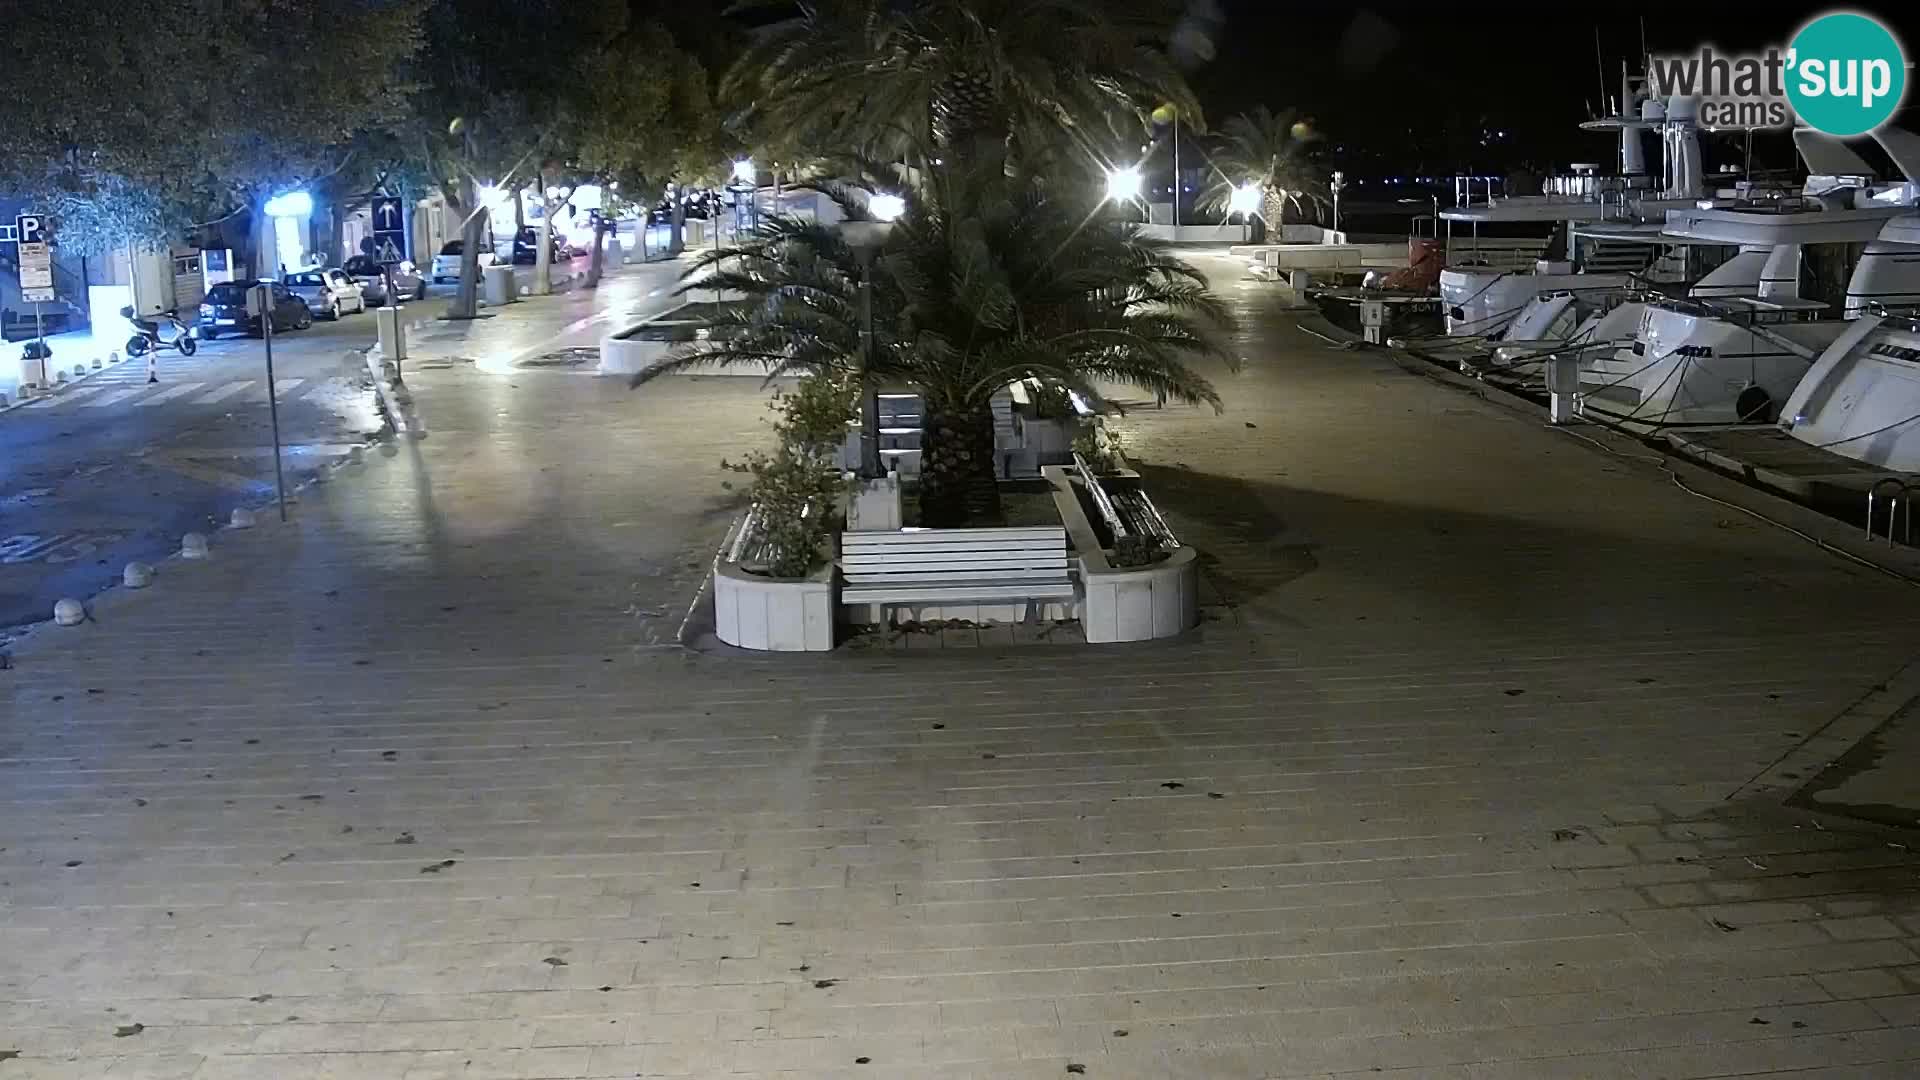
[712, 510, 835, 651]
[714, 559, 835, 651]
[598, 302, 691, 376]
[1079, 546, 1199, 643]
[602, 300, 770, 378]
[1044, 465, 1199, 643]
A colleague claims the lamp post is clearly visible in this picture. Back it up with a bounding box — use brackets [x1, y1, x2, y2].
[835, 193, 904, 479]
[1331, 171, 1346, 236]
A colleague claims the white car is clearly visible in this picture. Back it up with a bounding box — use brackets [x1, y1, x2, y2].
[281, 268, 367, 320]
[431, 240, 498, 283]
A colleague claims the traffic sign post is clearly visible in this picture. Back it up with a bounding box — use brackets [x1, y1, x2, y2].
[15, 213, 54, 360]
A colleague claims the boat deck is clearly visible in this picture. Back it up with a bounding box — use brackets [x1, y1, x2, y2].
[1663, 425, 1920, 511]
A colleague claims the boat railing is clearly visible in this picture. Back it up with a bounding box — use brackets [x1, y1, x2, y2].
[1649, 294, 1833, 328]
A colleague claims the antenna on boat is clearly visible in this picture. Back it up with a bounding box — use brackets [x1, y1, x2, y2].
[1594, 26, 1609, 117]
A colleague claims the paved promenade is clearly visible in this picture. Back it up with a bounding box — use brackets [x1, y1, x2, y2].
[2, 253, 1918, 1078]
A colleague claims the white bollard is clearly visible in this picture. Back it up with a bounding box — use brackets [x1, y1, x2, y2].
[91, 356, 103, 369]
[53, 598, 86, 626]
[229, 508, 256, 529]
[108, 350, 120, 364]
[123, 562, 154, 588]
[181, 532, 210, 559]
[73, 365, 88, 379]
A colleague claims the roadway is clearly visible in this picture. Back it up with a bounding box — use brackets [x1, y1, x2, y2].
[0, 251, 681, 633]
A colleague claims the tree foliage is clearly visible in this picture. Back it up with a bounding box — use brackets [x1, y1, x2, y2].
[1199, 107, 1328, 228]
[725, 0, 1200, 162]
[0, 0, 425, 251]
[639, 153, 1233, 526]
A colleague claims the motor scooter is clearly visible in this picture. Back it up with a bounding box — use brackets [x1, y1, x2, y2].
[121, 306, 197, 357]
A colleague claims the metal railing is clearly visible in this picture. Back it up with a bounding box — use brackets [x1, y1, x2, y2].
[1867, 478, 1913, 545]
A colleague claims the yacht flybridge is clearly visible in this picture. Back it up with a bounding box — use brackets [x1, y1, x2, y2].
[1437, 74, 1742, 341]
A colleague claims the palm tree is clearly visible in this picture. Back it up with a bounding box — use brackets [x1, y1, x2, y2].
[1200, 107, 1327, 235]
[724, 0, 1200, 167]
[634, 156, 1234, 526]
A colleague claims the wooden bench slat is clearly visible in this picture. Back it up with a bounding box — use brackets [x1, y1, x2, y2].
[847, 569, 1073, 582]
[843, 526, 1064, 546]
[844, 551, 1067, 567]
[839, 527, 1076, 611]
[844, 544, 1063, 558]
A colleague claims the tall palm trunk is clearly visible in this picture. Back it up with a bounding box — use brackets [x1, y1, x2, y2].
[1262, 188, 1289, 235]
[919, 397, 1001, 527]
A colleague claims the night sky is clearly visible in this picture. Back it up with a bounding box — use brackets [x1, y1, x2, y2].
[1183, 1, 1920, 177]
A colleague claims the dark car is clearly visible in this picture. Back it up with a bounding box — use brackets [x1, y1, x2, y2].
[197, 280, 312, 339]
[510, 227, 571, 265]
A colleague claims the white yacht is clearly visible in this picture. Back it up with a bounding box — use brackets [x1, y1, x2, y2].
[1577, 129, 1920, 432]
[1775, 131, 1920, 473]
[1438, 77, 1721, 340]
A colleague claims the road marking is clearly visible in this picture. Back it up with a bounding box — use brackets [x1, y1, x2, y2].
[193, 381, 253, 404]
[268, 378, 305, 397]
[25, 386, 110, 408]
[83, 387, 152, 407]
[137, 382, 207, 405]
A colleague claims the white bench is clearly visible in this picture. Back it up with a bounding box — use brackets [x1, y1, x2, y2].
[840, 527, 1076, 622]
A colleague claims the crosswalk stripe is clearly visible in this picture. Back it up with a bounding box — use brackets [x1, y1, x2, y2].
[268, 378, 304, 397]
[25, 386, 110, 408]
[193, 381, 253, 404]
[83, 387, 152, 407]
[137, 382, 207, 405]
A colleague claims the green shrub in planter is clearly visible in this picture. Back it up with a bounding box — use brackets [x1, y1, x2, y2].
[723, 375, 859, 578]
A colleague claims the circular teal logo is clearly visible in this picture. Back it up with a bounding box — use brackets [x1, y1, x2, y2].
[1787, 13, 1907, 136]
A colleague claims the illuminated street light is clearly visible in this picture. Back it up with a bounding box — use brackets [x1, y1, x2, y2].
[1227, 182, 1261, 218]
[263, 190, 312, 217]
[1104, 165, 1143, 203]
[868, 193, 906, 222]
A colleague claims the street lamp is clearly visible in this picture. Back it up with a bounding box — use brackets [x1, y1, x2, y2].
[1227, 182, 1261, 219]
[1104, 165, 1143, 203]
[836, 207, 899, 479]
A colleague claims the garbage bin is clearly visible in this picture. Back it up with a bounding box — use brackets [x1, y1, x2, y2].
[482, 264, 517, 306]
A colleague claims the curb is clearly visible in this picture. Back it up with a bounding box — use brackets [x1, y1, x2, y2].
[1, 349, 133, 415]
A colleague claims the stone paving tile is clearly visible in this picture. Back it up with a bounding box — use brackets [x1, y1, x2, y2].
[3, 257, 1920, 1077]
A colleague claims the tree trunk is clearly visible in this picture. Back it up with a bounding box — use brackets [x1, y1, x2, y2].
[534, 205, 554, 296]
[918, 397, 1001, 527]
[447, 175, 485, 320]
[669, 191, 685, 255]
[512, 182, 526, 233]
[1262, 188, 1288, 235]
[585, 220, 607, 287]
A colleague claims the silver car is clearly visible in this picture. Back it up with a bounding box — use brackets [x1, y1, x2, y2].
[343, 255, 427, 304]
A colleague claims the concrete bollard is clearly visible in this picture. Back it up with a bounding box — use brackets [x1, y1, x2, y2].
[229, 508, 256, 529]
[73, 365, 88, 379]
[108, 351, 120, 364]
[55, 370, 68, 384]
[181, 532, 210, 559]
[123, 562, 154, 588]
[91, 356, 103, 369]
[53, 598, 86, 626]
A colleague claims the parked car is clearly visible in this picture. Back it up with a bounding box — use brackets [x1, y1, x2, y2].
[197, 280, 313, 338]
[510, 227, 571, 265]
[343, 255, 427, 304]
[431, 240, 498, 283]
[281, 268, 367, 320]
